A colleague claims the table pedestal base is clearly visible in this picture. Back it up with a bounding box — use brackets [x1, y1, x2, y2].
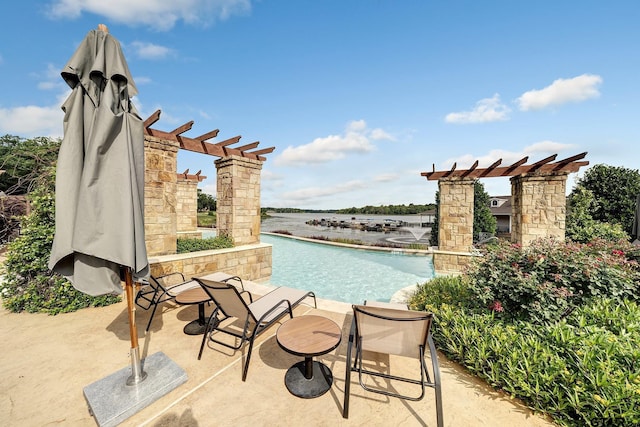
[284, 360, 333, 398]
[183, 319, 207, 335]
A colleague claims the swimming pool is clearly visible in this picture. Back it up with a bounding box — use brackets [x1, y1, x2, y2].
[260, 233, 434, 304]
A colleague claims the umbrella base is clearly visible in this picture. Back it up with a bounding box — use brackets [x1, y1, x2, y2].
[83, 351, 187, 427]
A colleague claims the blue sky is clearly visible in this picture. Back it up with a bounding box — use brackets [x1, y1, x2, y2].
[1, 1, 638, 210]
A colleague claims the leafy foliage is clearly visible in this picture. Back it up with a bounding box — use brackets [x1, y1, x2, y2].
[0, 135, 61, 195]
[336, 203, 436, 215]
[466, 238, 640, 323]
[429, 190, 440, 246]
[473, 181, 497, 242]
[176, 235, 234, 253]
[412, 298, 640, 427]
[571, 164, 640, 235]
[566, 186, 629, 243]
[197, 189, 216, 211]
[1, 175, 120, 314]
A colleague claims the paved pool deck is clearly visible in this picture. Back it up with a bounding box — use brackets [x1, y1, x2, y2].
[0, 281, 557, 427]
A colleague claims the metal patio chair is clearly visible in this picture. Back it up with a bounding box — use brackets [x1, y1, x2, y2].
[135, 272, 242, 331]
[194, 277, 317, 381]
[343, 303, 443, 427]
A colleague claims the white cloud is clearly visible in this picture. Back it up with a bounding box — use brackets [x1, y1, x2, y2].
[274, 120, 393, 166]
[0, 104, 63, 138]
[370, 128, 396, 141]
[129, 42, 174, 60]
[199, 182, 216, 196]
[133, 76, 152, 85]
[445, 94, 511, 124]
[374, 173, 398, 182]
[517, 74, 602, 111]
[443, 140, 578, 169]
[47, 0, 251, 31]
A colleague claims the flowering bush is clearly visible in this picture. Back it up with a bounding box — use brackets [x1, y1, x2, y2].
[466, 238, 640, 323]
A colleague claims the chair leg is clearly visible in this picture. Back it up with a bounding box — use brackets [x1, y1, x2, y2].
[241, 336, 256, 382]
[343, 320, 355, 418]
[428, 335, 444, 427]
[145, 303, 159, 332]
[198, 308, 220, 360]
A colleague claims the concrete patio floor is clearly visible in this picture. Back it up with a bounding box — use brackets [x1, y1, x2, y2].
[0, 282, 557, 427]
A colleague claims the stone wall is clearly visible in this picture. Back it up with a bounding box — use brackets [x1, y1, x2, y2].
[149, 243, 272, 282]
[511, 173, 568, 247]
[144, 135, 178, 256]
[437, 178, 475, 252]
[215, 155, 262, 246]
[433, 250, 477, 275]
[176, 178, 198, 233]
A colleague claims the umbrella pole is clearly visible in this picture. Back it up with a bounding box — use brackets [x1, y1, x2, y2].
[124, 267, 147, 385]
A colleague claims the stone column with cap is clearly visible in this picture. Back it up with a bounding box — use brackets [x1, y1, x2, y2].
[511, 173, 568, 247]
[215, 155, 263, 246]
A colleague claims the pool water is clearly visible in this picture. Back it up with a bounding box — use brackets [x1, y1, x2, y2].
[261, 233, 434, 304]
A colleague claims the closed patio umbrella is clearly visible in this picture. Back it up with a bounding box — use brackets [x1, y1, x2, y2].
[49, 25, 185, 426]
[49, 24, 148, 296]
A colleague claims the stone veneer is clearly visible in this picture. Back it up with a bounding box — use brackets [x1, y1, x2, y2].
[215, 155, 262, 246]
[511, 173, 568, 247]
[149, 243, 272, 283]
[433, 178, 475, 273]
[176, 178, 198, 233]
[144, 135, 178, 256]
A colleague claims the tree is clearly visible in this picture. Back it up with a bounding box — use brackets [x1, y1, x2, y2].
[571, 164, 640, 235]
[566, 186, 628, 243]
[0, 135, 61, 195]
[197, 189, 216, 211]
[429, 191, 440, 246]
[473, 181, 497, 242]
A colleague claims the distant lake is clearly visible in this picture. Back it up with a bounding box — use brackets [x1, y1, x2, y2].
[261, 212, 431, 246]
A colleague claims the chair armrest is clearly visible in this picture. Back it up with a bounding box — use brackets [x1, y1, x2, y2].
[254, 299, 293, 325]
[157, 272, 186, 283]
[240, 290, 254, 304]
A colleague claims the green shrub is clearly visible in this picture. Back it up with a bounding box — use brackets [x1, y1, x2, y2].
[427, 299, 640, 427]
[409, 274, 476, 312]
[1, 180, 120, 314]
[465, 238, 640, 323]
[176, 235, 234, 253]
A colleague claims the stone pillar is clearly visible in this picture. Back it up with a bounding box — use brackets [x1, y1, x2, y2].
[511, 173, 568, 247]
[144, 135, 178, 256]
[215, 155, 263, 246]
[437, 178, 475, 252]
[176, 178, 198, 233]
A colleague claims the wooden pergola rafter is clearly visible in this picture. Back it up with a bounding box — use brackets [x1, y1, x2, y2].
[177, 169, 207, 182]
[143, 109, 275, 161]
[421, 152, 589, 180]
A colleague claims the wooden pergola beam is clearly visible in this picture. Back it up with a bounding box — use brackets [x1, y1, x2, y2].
[234, 141, 260, 152]
[478, 159, 502, 177]
[142, 110, 275, 161]
[177, 169, 207, 182]
[143, 109, 161, 129]
[422, 153, 589, 180]
[461, 160, 479, 178]
[170, 121, 194, 136]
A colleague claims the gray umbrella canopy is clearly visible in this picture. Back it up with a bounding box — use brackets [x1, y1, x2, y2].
[49, 28, 148, 296]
